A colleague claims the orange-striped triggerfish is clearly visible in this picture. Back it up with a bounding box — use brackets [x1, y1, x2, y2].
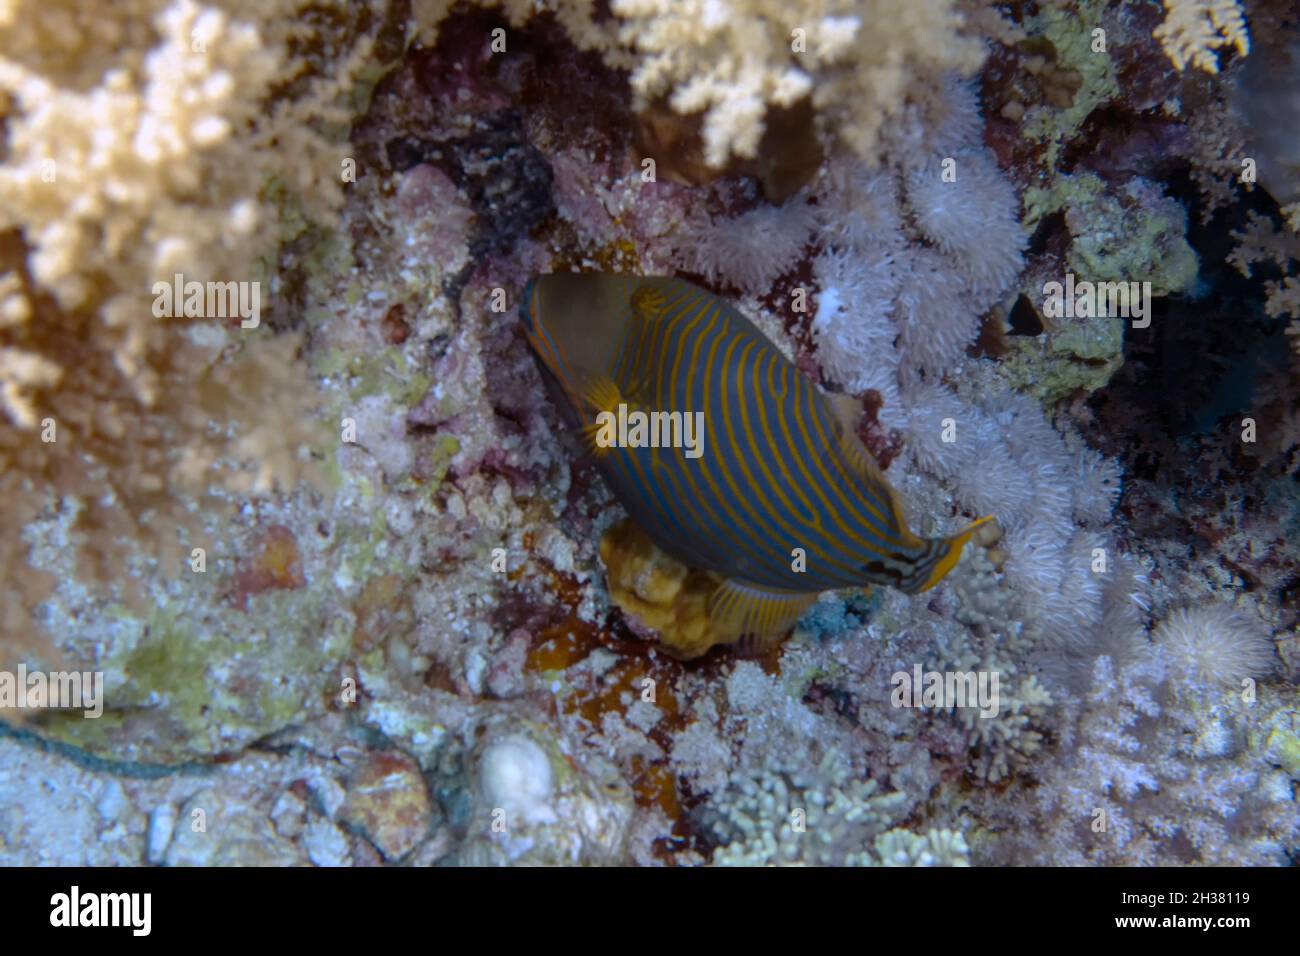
[521, 273, 994, 644]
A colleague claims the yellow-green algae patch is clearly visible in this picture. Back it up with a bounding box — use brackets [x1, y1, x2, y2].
[1008, 172, 1199, 403]
[313, 344, 432, 409]
[33, 598, 349, 764]
[1000, 315, 1125, 405]
[1025, 172, 1198, 297]
[1021, 1, 1119, 170]
[30, 481, 413, 765]
[1255, 694, 1300, 780]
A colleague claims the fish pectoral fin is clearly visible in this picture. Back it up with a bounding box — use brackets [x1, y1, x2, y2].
[707, 578, 819, 643]
[578, 374, 625, 456]
[580, 374, 623, 415]
[582, 370, 658, 414]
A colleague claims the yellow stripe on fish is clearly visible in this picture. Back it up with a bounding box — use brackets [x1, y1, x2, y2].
[520, 273, 995, 643]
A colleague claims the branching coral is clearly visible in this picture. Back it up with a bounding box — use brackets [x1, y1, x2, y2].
[612, 0, 984, 168]
[986, 637, 1298, 865]
[1229, 211, 1300, 319]
[1154, 0, 1250, 74]
[1, 0, 306, 404]
[1226, 208, 1300, 355]
[873, 826, 970, 866]
[0, 0, 385, 650]
[705, 751, 931, 866]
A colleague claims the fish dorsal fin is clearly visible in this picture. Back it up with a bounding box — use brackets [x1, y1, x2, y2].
[707, 577, 819, 643]
[824, 391, 925, 551]
[826, 392, 883, 479]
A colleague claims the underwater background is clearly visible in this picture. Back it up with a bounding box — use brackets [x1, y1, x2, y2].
[0, 0, 1297, 867]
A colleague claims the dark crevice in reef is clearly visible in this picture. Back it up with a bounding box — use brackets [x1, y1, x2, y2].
[1025, 210, 1070, 261]
[1083, 166, 1299, 623]
[1007, 292, 1046, 336]
[385, 109, 556, 316]
[354, 6, 641, 317]
[1089, 167, 1289, 451]
[1059, 104, 1190, 183]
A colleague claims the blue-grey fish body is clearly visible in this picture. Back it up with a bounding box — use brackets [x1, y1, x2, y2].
[522, 273, 992, 639]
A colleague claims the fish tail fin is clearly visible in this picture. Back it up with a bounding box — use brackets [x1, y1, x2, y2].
[907, 515, 999, 594]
